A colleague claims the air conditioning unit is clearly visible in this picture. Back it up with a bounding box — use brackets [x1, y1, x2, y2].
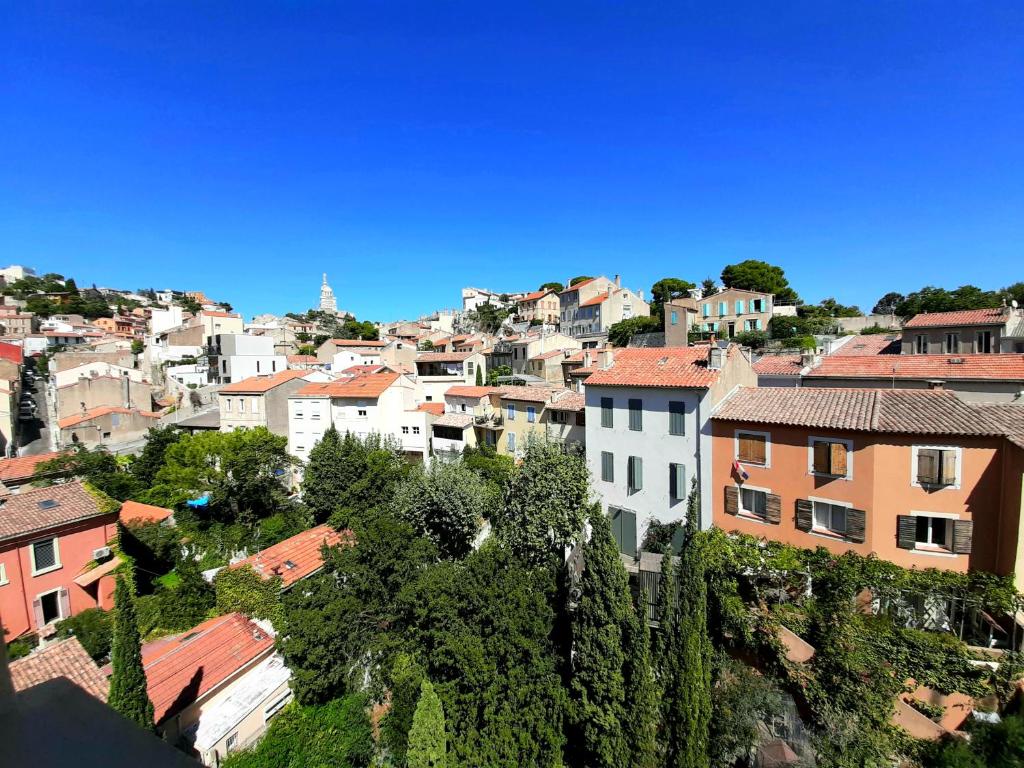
[92, 546, 112, 561]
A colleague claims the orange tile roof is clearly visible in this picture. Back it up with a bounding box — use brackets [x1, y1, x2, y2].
[753, 354, 804, 375]
[328, 338, 386, 347]
[530, 349, 574, 361]
[416, 402, 445, 415]
[547, 391, 585, 412]
[445, 385, 498, 398]
[142, 613, 275, 724]
[294, 371, 400, 399]
[286, 355, 319, 364]
[497, 385, 560, 403]
[585, 347, 721, 389]
[0, 481, 114, 542]
[904, 308, 1008, 329]
[0, 451, 68, 483]
[10, 637, 109, 702]
[218, 369, 307, 393]
[805, 354, 1024, 381]
[57, 407, 161, 430]
[519, 290, 553, 302]
[832, 335, 901, 356]
[199, 310, 240, 318]
[580, 292, 610, 308]
[560, 278, 597, 293]
[230, 524, 350, 588]
[119, 500, 174, 525]
[339, 364, 387, 375]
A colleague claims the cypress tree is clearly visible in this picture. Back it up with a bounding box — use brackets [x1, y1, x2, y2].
[475, 365, 484, 386]
[623, 588, 658, 768]
[568, 511, 629, 768]
[108, 574, 155, 730]
[301, 426, 345, 523]
[408, 678, 447, 768]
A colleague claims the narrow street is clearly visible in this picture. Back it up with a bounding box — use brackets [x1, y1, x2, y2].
[17, 359, 53, 456]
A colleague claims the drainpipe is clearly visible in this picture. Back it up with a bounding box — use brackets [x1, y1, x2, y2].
[695, 395, 703, 529]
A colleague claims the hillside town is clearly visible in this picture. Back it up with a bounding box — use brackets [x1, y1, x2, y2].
[0, 259, 1022, 767]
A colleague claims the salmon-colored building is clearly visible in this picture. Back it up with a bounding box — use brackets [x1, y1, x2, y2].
[711, 388, 1024, 581]
[0, 481, 120, 640]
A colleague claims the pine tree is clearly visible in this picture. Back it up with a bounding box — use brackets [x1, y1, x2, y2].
[623, 588, 658, 768]
[568, 511, 629, 768]
[108, 575, 155, 730]
[301, 426, 345, 523]
[408, 678, 447, 768]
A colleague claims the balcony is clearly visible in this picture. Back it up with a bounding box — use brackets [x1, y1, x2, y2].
[474, 412, 503, 429]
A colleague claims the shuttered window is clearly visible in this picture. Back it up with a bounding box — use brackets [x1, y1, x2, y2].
[668, 401, 685, 435]
[601, 397, 613, 428]
[897, 515, 971, 553]
[811, 439, 849, 477]
[628, 399, 643, 431]
[813, 501, 847, 535]
[628, 456, 643, 493]
[601, 451, 614, 482]
[610, 508, 637, 556]
[916, 448, 957, 486]
[669, 463, 686, 502]
[737, 432, 767, 465]
[740, 487, 767, 519]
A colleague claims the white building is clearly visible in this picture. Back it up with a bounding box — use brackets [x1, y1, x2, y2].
[414, 351, 486, 404]
[319, 273, 338, 314]
[209, 334, 287, 385]
[0, 265, 36, 283]
[584, 345, 755, 556]
[149, 306, 184, 336]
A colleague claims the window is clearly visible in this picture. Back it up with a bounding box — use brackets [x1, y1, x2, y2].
[976, 330, 993, 353]
[264, 692, 292, 723]
[812, 500, 848, 535]
[601, 397, 613, 428]
[736, 431, 768, 466]
[295, 445, 305, 453]
[238, 399, 245, 414]
[37, 588, 65, 626]
[945, 333, 960, 354]
[718, 302, 726, 316]
[610, 508, 637, 556]
[251, 398, 259, 414]
[0, 562, 7, 586]
[413, 426, 420, 435]
[740, 487, 767, 519]
[810, 438, 851, 478]
[226, 733, 239, 754]
[914, 446, 959, 487]
[507, 404, 516, 421]
[294, 406, 303, 419]
[576, 411, 586, 426]
[670, 311, 678, 325]
[735, 300, 744, 314]
[915, 334, 928, 354]
[668, 401, 685, 435]
[402, 426, 409, 434]
[601, 451, 614, 482]
[256, 360, 261, 373]
[30, 538, 60, 575]
[628, 399, 642, 431]
[702, 303, 710, 317]
[669, 463, 686, 502]
[111, 412, 120, 427]
[915, 516, 952, 550]
[527, 406, 536, 423]
[310, 407, 320, 420]
[752, 298, 764, 312]
[467, 361, 475, 375]
[225, 398, 232, 412]
[507, 432, 517, 452]
[627, 456, 643, 493]
[357, 409, 368, 417]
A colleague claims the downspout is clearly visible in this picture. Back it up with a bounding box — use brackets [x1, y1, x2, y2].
[695, 394, 703, 529]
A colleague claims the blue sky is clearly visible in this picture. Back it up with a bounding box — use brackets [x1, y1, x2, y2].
[3, 3, 1022, 321]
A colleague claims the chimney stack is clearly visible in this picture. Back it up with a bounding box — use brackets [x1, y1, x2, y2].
[614, 275, 621, 288]
[709, 347, 725, 370]
[583, 350, 593, 368]
[598, 344, 614, 370]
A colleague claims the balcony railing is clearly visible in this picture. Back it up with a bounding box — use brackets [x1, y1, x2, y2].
[474, 413, 503, 428]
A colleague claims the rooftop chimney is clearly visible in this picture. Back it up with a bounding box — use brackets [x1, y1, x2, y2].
[598, 344, 614, 370]
[800, 350, 821, 369]
[709, 347, 725, 370]
[583, 350, 593, 368]
[614, 274, 621, 288]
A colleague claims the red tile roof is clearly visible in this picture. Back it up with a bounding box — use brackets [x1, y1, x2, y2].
[0, 451, 68, 484]
[752, 354, 804, 376]
[433, 412, 475, 429]
[519, 290, 554, 302]
[328, 338, 386, 347]
[497, 385, 560, 403]
[417, 351, 475, 362]
[445, 385, 498, 398]
[218, 369, 307, 393]
[547, 391, 585, 412]
[57, 407, 161, 430]
[804, 354, 1024, 381]
[904, 308, 1008, 329]
[286, 355, 319, 364]
[560, 278, 597, 293]
[119, 500, 174, 525]
[294, 372, 400, 399]
[416, 402, 445, 415]
[229, 524, 350, 588]
[10, 637, 109, 702]
[531, 349, 575, 361]
[0, 341, 24, 365]
[339, 364, 387, 375]
[579, 292, 610, 308]
[199, 310, 240, 318]
[0, 481, 114, 542]
[832, 335, 901, 356]
[976, 403, 1024, 449]
[142, 613, 275, 724]
[713, 387, 1007, 437]
[584, 347, 721, 389]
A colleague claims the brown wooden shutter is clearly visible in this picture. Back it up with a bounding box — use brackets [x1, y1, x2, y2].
[738, 435, 753, 463]
[846, 508, 866, 543]
[724, 486, 739, 516]
[813, 441, 830, 474]
[940, 450, 957, 486]
[765, 493, 782, 524]
[795, 499, 813, 531]
[751, 435, 766, 464]
[897, 515, 917, 549]
[32, 596, 44, 629]
[952, 520, 973, 554]
[917, 449, 940, 484]
[830, 442, 848, 476]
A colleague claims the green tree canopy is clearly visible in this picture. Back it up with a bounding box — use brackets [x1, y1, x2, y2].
[872, 291, 904, 315]
[539, 281, 564, 293]
[108, 575, 156, 730]
[889, 284, 1003, 317]
[34, 445, 140, 501]
[408, 679, 448, 768]
[650, 277, 696, 323]
[607, 316, 660, 347]
[569, 276, 594, 286]
[129, 425, 184, 489]
[700, 278, 718, 298]
[720, 260, 800, 304]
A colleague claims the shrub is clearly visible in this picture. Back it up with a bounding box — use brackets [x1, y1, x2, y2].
[214, 565, 283, 626]
[56, 608, 113, 661]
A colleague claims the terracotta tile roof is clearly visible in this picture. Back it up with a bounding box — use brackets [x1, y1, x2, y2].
[328, 338, 386, 347]
[974, 403, 1024, 449]
[339, 364, 387, 375]
[293, 372, 400, 399]
[10, 637, 109, 702]
[562, 351, 585, 363]
[580, 292, 610, 308]
[230, 524, 349, 588]
[450, 334, 470, 343]
[519, 290, 553, 302]
[547, 391, 585, 412]
[530, 349, 574, 361]
[497, 385, 559, 403]
[713, 387, 1007, 437]
[119, 500, 174, 525]
[142, 613, 275, 724]
[560, 278, 597, 293]
[199, 311, 240, 318]
[286, 355, 319, 364]
[44, 331, 83, 338]
[433, 412, 475, 428]
[832, 335, 901, 356]
[804, 354, 1024, 381]
[57, 407, 161, 430]
[584, 347, 720, 389]
[752, 354, 804, 376]
[416, 402, 445, 415]
[417, 351, 475, 362]
[445, 385, 498, 398]
[218, 369, 307, 393]
[0, 481, 114, 542]
[904, 308, 1008, 329]
[0, 451, 68, 483]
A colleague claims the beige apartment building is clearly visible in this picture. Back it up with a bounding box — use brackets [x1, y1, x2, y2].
[900, 307, 1024, 355]
[0, 313, 38, 337]
[559, 276, 650, 342]
[218, 370, 309, 435]
[516, 289, 560, 324]
[694, 288, 774, 338]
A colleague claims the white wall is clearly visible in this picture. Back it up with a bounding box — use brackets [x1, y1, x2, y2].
[219, 354, 287, 383]
[53, 362, 146, 389]
[149, 306, 184, 335]
[331, 350, 382, 369]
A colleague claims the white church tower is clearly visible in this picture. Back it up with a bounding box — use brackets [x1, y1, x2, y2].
[319, 272, 338, 314]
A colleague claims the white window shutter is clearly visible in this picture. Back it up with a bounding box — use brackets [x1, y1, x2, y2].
[58, 587, 71, 619]
[32, 596, 44, 628]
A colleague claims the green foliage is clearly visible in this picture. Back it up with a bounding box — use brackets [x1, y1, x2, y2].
[860, 324, 893, 335]
[486, 364, 511, 385]
[418, 339, 435, 351]
[649, 277, 696, 323]
[891, 285, 1003, 317]
[709, 653, 784, 768]
[35, 446, 141, 501]
[143, 558, 215, 634]
[607, 315, 660, 347]
[768, 313, 835, 339]
[380, 654, 426, 765]
[214, 564, 283, 625]
[393, 460, 491, 559]
[130, 339, 144, 355]
[56, 607, 113, 662]
[408, 679, 447, 768]
[700, 278, 718, 298]
[493, 436, 589, 564]
[108, 576, 156, 730]
[474, 364, 483, 385]
[731, 330, 768, 348]
[539, 281, 564, 293]
[322, 432, 408, 528]
[178, 295, 202, 314]
[223, 695, 374, 768]
[922, 711, 1024, 767]
[623, 588, 657, 768]
[7, 638, 34, 660]
[804, 297, 863, 317]
[129, 425, 184, 488]
[872, 292, 904, 315]
[569, 275, 594, 286]
[296, 343, 316, 356]
[301, 426, 347, 524]
[721, 260, 800, 304]
[460, 444, 515, 489]
[468, 302, 509, 333]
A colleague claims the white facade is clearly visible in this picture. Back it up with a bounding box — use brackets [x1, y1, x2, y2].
[149, 306, 184, 335]
[319, 273, 338, 314]
[166, 364, 208, 389]
[53, 362, 147, 389]
[211, 334, 287, 385]
[0, 265, 35, 282]
[331, 350, 382, 370]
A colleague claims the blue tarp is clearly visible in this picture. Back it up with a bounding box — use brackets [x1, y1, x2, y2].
[186, 492, 211, 508]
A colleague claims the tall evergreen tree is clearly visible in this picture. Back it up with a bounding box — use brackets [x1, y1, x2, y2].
[301, 426, 345, 523]
[475, 365, 483, 386]
[568, 511, 629, 768]
[623, 588, 658, 768]
[108, 575, 155, 730]
[408, 679, 447, 768]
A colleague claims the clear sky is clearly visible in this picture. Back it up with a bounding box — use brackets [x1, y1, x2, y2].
[3, 3, 1022, 322]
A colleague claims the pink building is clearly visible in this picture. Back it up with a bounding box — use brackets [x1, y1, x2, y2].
[0, 481, 119, 641]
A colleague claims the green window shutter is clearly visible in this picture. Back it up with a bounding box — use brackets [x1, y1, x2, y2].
[611, 508, 623, 550]
[621, 509, 637, 557]
[628, 398, 643, 431]
[601, 397, 613, 428]
[633, 456, 643, 491]
[601, 451, 614, 482]
[669, 401, 685, 435]
[736, 300, 744, 314]
[670, 463, 686, 501]
[755, 318, 761, 330]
